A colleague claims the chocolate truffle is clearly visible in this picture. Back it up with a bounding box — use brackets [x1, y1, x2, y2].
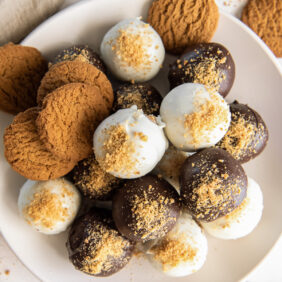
[112, 175, 180, 242]
[67, 208, 134, 277]
[168, 43, 235, 97]
[180, 148, 247, 222]
[53, 45, 106, 73]
[216, 101, 269, 163]
[113, 83, 162, 115]
[72, 154, 122, 200]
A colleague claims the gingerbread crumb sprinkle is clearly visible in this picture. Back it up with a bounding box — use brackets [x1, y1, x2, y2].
[189, 57, 226, 92]
[73, 155, 119, 199]
[134, 131, 148, 142]
[184, 92, 229, 147]
[99, 125, 138, 176]
[81, 223, 130, 274]
[218, 114, 256, 159]
[190, 169, 243, 221]
[110, 25, 153, 71]
[131, 190, 175, 240]
[23, 188, 68, 229]
[151, 236, 197, 271]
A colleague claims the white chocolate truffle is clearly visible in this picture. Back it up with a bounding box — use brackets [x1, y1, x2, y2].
[93, 106, 168, 179]
[18, 178, 81, 235]
[202, 177, 263, 239]
[100, 18, 165, 82]
[147, 212, 208, 277]
[160, 83, 231, 151]
[154, 145, 191, 193]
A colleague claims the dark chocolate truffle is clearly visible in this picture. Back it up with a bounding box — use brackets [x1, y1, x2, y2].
[112, 175, 180, 242]
[72, 154, 122, 200]
[168, 43, 235, 97]
[113, 83, 163, 115]
[180, 148, 247, 222]
[53, 45, 106, 73]
[67, 208, 134, 277]
[216, 101, 269, 163]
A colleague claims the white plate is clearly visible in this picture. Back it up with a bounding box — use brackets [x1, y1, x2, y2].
[0, 0, 282, 281]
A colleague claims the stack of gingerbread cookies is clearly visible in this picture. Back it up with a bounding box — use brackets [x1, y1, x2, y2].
[2, 44, 114, 181]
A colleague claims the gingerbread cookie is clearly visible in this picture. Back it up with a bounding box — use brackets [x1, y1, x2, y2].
[4, 108, 75, 180]
[241, 0, 282, 57]
[147, 0, 219, 54]
[0, 43, 47, 114]
[53, 45, 107, 73]
[36, 83, 110, 162]
[37, 60, 113, 109]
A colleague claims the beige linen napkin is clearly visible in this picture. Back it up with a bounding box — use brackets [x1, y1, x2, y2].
[0, 0, 64, 44]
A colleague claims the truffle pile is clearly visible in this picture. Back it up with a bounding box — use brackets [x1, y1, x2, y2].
[0, 0, 270, 279]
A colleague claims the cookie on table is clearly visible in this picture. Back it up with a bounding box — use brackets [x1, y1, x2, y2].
[0, 43, 47, 114]
[52, 45, 107, 74]
[4, 108, 75, 180]
[37, 60, 113, 109]
[36, 83, 110, 162]
[241, 0, 282, 57]
[147, 0, 219, 54]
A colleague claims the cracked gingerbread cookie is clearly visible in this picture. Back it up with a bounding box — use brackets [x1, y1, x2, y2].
[4, 107, 75, 180]
[36, 83, 110, 162]
[241, 0, 282, 57]
[147, 0, 219, 54]
[0, 43, 47, 114]
[37, 60, 113, 109]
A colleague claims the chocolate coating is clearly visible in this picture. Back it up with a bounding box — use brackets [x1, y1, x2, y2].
[53, 45, 107, 73]
[72, 154, 122, 200]
[216, 101, 269, 163]
[113, 83, 163, 115]
[180, 148, 247, 222]
[168, 43, 235, 97]
[67, 208, 134, 277]
[112, 175, 180, 242]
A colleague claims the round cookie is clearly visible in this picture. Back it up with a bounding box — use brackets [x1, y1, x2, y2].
[0, 43, 47, 114]
[147, 0, 219, 54]
[4, 108, 75, 180]
[53, 45, 107, 73]
[36, 83, 110, 162]
[113, 83, 163, 115]
[241, 0, 282, 57]
[37, 60, 113, 109]
[72, 154, 122, 200]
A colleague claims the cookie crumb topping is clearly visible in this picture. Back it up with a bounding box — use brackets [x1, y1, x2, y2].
[80, 223, 130, 274]
[130, 189, 176, 240]
[184, 92, 229, 147]
[23, 188, 68, 229]
[110, 23, 153, 71]
[151, 235, 197, 271]
[99, 125, 138, 176]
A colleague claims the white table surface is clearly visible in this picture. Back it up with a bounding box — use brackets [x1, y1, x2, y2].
[0, 0, 281, 281]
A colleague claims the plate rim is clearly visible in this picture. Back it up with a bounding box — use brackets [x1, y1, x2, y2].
[0, 0, 281, 281]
